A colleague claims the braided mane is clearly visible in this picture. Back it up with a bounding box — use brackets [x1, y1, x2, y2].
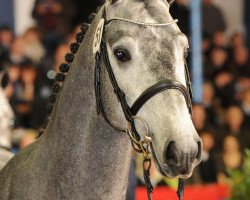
[39, 12, 98, 136]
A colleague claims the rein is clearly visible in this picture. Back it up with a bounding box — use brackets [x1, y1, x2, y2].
[94, 10, 192, 200]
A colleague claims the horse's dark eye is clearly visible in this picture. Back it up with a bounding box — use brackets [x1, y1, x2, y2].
[113, 49, 131, 62]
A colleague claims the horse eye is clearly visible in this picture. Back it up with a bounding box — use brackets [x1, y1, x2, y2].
[113, 49, 131, 62]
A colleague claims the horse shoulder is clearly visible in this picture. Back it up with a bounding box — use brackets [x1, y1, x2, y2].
[0, 140, 41, 199]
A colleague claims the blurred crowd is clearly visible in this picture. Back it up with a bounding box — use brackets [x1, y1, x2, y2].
[0, 0, 250, 189]
[170, 0, 250, 186]
[0, 0, 103, 152]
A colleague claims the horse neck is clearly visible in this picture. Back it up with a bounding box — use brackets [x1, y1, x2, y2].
[43, 11, 132, 198]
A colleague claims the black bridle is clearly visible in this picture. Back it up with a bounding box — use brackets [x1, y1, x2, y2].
[94, 10, 192, 200]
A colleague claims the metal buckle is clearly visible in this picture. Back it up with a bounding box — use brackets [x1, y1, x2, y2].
[126, 116, 152, 158]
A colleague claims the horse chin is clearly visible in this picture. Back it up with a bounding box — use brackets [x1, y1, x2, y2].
[150, 144, 195, 179]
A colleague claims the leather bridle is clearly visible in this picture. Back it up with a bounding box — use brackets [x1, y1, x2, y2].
[94, 10, 192, 200]
[95, 12, 193, 142]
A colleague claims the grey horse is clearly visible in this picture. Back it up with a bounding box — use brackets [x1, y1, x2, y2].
[0, 0, 202, 199]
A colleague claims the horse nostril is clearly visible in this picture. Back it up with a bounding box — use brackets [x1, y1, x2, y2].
[165, 141, 179, 166]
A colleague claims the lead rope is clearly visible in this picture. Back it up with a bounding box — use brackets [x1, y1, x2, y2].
[177, 178, 184, 200]
[143, 158, 153, 200]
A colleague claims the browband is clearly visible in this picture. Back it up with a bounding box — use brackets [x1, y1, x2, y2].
[106, 18, 178, 27]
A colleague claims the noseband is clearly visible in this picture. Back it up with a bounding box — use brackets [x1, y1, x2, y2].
[94, 10, 192, 200]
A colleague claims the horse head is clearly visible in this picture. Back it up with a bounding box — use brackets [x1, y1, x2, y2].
[98, 0, 202, 179]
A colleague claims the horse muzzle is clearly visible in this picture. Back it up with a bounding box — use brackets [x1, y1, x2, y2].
[151, 138, 202, 178]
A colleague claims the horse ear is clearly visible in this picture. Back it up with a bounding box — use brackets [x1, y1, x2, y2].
[108, 0, 119, 4]
[167, 0, 175, 5]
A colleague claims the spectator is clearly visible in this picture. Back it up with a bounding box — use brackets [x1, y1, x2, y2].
[223, 105, 250, 149]
[9, 37, 27, 64]
[241, 88, 250, 128]
[22, 27, 45, 65]
[198, 130, 218, 183]
[213, 0, 244, 38]
[202, 81, 220, 127]
[192, 104, 215, 132]
[230, 32, 245, 50]
[0, 25, 14, 64]
[187, 130, 218, 184]
[202, 0, 226, 36]
[217, 135, 243, 184]
[224, 105, 244, 135]
[212, 31, 227, 48]
[0, 25, 13, 49]
[204, 46, 229, 79]
[32, 0, 77, 53]
[214, 71, 236, 107]
[4, 62, 21, 99]
[231, 46, 250, 79]
[202, 32, 212, 61]
[9, 61, 46, 129]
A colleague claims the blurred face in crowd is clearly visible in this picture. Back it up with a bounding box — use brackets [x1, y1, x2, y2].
[203, 82, 215, 105]
[200, 131, 214, 152]
[192, 104, 206, 130]
[0, 28, 13, 48]
[10, 37, 26, 63]
[242, 88, 250, 106]
[213, 31, 226, 47]
[19, 132, 37, 149]
[21, 66, 37, 85]
[202, 38, 211, 53]
[23, 28, 41, 44]
[231, 33, 245, 48]
[233, 46, 249, 65]
[7, 63, 20, 82]
[214, 72, 233, 88]
[223, 135, 240, 153]
[210, 48, 228, 67]
[226, 106, 244, 131]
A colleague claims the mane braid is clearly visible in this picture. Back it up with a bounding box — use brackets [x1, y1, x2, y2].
[38, 13, 96, 137]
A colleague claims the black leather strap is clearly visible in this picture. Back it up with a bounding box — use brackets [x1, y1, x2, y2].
[101, 40, 133, 122]
[130, 80, 192, 115]
[95, 50, 127, 132]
